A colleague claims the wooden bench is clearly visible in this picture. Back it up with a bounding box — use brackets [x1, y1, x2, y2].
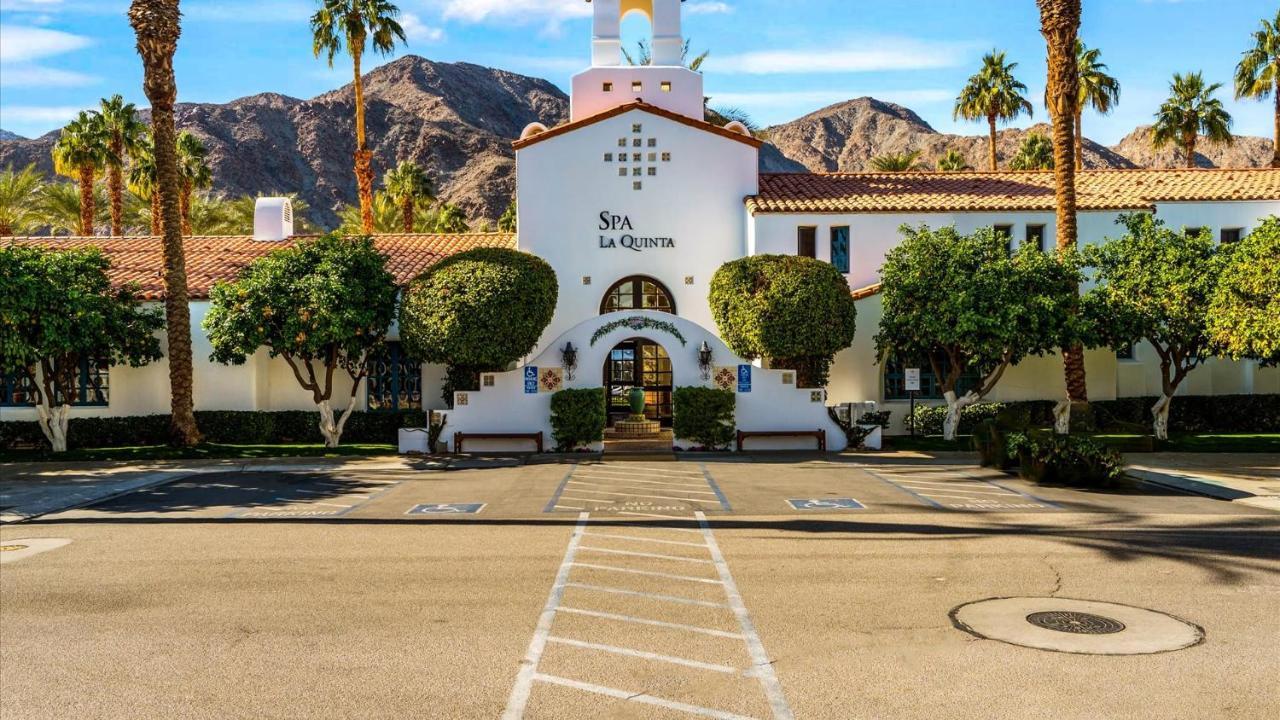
[453, 431, 543, 454]
[736, 429, 826, 452]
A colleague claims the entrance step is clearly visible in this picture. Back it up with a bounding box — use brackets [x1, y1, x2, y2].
[603, 429, 674, 458]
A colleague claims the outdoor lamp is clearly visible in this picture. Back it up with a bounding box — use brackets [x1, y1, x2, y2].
[561, 342, 578, 380]
[698, 341, 713, 380]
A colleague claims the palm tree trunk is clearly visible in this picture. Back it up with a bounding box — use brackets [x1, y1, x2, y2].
[109, 136, 124, 235]
[150, 189, 162, 235]
[1184, 132, 1197, 168]
[1074, 108, 1084, 170]
[987, 114, 998, 171]
[1272, 78, 1279, 169]
[180, 179, 192, 235]
[352, 47, 375, 235]
[402, 197, 414, 234]
[78, 165, 96, 236]
[130, 0, 201, 447]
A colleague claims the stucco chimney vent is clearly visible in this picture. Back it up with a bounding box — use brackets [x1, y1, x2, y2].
[253, 197, 294, 241]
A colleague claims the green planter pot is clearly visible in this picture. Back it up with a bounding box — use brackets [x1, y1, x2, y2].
[628, 387, 647, 415]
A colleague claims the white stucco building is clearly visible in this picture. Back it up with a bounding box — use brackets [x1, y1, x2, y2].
[4, 0, 1278, 451]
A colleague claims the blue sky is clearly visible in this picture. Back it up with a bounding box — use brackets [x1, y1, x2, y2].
[0, 0, 1274, 144]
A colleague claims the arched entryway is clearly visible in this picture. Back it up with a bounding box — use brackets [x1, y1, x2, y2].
[602, 337, 673, 427]
[600, 275, 676, 315]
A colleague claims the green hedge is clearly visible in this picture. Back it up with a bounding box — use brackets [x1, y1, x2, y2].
[549, 388, 606, 452]
[673, 387, 736, 450]
[0, 410, 427, 450]
[906, 395, 1279, 436]
[1006, 432, 1126, 488]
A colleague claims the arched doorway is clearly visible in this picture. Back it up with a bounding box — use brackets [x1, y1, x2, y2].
[603, 337, 673, 427]
[600, 275, 676, 314]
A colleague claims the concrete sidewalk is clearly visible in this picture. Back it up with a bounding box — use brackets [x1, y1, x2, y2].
[0, 456, 417, 524]
[1128, 453, 1280, 512]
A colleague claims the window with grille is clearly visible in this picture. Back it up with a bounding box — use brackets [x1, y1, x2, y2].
[797, 226, 817, 258]
[1, 356, 109, 407]
[830, 226, 850, 273]
[883, 356, 979, 401]
[366, 342, 423, 412]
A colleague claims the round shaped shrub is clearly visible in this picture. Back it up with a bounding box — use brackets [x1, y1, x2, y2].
[709, 255, 856, 386]
[399, 247, 558, 368]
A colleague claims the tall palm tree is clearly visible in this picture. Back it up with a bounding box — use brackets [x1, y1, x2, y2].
[1038, 0, 1088, 431]
[51, 110, 112, 236]
[1009, 132, 1055, 170]
[870, 150, 927, 172]
[1152, 72, 1234, 168]
[1070, 41, 1120, 170]
[1235, 10, 1280, 168]
[176, 131, 212, 235]
[624, 38, 708, 71]
[129, 0, 201, 446]
[936, 149, 973, 172]
[0, 164, 45, 236]
[311, 0, 405, 234]
[954, 51, 1034, 171]
[382, 161, 434, 233]
[99, 94, 146, 236]
[128, 133, 162, 235]
[37, 182, 93, 236]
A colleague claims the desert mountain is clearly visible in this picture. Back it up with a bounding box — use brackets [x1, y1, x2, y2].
[0, 129, 24, 142]
[1109, 125, 1275, 169]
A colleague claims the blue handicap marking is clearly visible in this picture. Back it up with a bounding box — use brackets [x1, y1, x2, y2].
[737, 364, 752, 393]
[407, 503, 487, 515]
[787, 498, 865, 511]
[524, 366, 538, 394]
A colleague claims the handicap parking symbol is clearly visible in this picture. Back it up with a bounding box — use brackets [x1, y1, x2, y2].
[787, 498, 865, 511]
[524, 366, 538, 394]
[407, 503, 487, 515]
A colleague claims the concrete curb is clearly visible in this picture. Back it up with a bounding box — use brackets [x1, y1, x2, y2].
[1127, 468, 1257, 502]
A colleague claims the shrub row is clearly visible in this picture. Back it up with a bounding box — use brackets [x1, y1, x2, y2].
[0, 410, 427, 450]
[907, 395, 1280, 436]
[673, 387, 736, 450]
[550, 388, 606, 451]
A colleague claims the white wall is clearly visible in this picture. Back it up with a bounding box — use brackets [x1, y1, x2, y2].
[517, 107, 758, 360]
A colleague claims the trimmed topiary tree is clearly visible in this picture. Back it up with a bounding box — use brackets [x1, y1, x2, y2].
[399, 247, 558, 407]
[0, 244, 164, 452]
[549, 387, 606, 451]
[204, 233, 397, 447]
[1208, 216, 1279, 365]
[709, 255, 857, 388]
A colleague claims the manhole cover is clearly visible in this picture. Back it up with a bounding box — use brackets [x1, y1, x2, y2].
[1026, 611, 1125, 635]
[951, 597, 1204, 655]
[1, 544, 30, 552]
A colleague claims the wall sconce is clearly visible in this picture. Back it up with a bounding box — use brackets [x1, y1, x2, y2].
[561, 341, 578, 380]
[698, 341, 713, 380]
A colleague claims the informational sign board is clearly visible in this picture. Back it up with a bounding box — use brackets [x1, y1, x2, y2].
[737, 364, 752, 393]
[904, 368, 922, 392]
[786, 498, 866, 510]
[524, 366, 538, 394]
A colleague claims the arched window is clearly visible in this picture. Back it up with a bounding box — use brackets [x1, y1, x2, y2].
[600, 276, 675, 314]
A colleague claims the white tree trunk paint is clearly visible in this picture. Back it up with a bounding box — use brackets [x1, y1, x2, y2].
[942, 389, 981, 441]
[35, 403, 71, 453]
[316, 394, 359, 448]
[1151, 394, 1173, 441]
[1053, 400, 1071, 435]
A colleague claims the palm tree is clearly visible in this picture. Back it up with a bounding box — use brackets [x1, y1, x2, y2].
[624, 38, 708, 71]
[184, 193, 241, 235]
[870, 150, 927, 172]
[129, 0, 201, 446]
[936, 149, 972, 172]
[176, 131, 212, 234]
[1009, 132, 1055, 170]
[429, 203, 469, 233]
[954, 51, 1034, 171]
[51, 110, 112, 236]
[128, 133, 161, 235]
[1069, 41, 1120, 170]
[1235, 10, 1280, 167]
[38, 181, 106, 236]
[311, 0, 406, 234]
[382, 161, 434, 233]
[1038, 0, 1088, 431]
[99, 94, 146, 236]
[1152, 72, 1234, 168]
[0, 164, 45, 236]
[338, 191, 408, 233]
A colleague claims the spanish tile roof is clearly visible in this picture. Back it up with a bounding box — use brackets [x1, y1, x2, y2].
[748, 169, 1280, 214]
[512, 99, 763, 150]
[2, 233, 517, 300]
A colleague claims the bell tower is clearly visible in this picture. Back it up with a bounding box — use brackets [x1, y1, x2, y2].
[571, 0, 704, 121]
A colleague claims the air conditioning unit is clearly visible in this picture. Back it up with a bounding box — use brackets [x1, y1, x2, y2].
[253, 197, 294, 241]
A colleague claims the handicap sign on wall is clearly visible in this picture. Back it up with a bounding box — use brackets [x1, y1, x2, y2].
[407, 503, 487, 515]
[786, 498, 865, 511]
[737, 364, 752, 393]
[524, 366, 538, 394]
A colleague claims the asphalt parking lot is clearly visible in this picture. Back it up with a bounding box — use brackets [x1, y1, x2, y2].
[3, 456, 1278, 719]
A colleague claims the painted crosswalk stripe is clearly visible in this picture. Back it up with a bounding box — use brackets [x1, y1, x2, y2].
[570, 562, 725, 584]
[582, 532, 708, 548]
[561, 582, 730, 608]
[557, 607, 745, 639]
[568, 480, 719, 495]
[578, 545, 716, 564]
[531, 673, 758, 720]
[545, 636, 744, 674]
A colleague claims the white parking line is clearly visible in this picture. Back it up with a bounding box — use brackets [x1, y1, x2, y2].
[531, 673, 758, 720]
[545, 636, 744, 674]
[568, 480, 719, 495]
[578, 545, 716, 564]
[554, 504, 585, 511]
[557, 607, 746, 639]
[572, 473, 710, 487]
[562, 582, 730, 608]
[582, 532, 708, 548]
[562, 488, 719, 504]
[570, 562, 725, 585]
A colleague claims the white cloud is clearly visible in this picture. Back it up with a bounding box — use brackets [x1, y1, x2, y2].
[0, 65, 96, 87]
[401, 12, 445, 43]
[430, 0, 590, 33]
[0, 104, 89, 126]
[685, 1, 733, 14]
[714, 38, 973, 75]
[0, 25, 91, 62]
